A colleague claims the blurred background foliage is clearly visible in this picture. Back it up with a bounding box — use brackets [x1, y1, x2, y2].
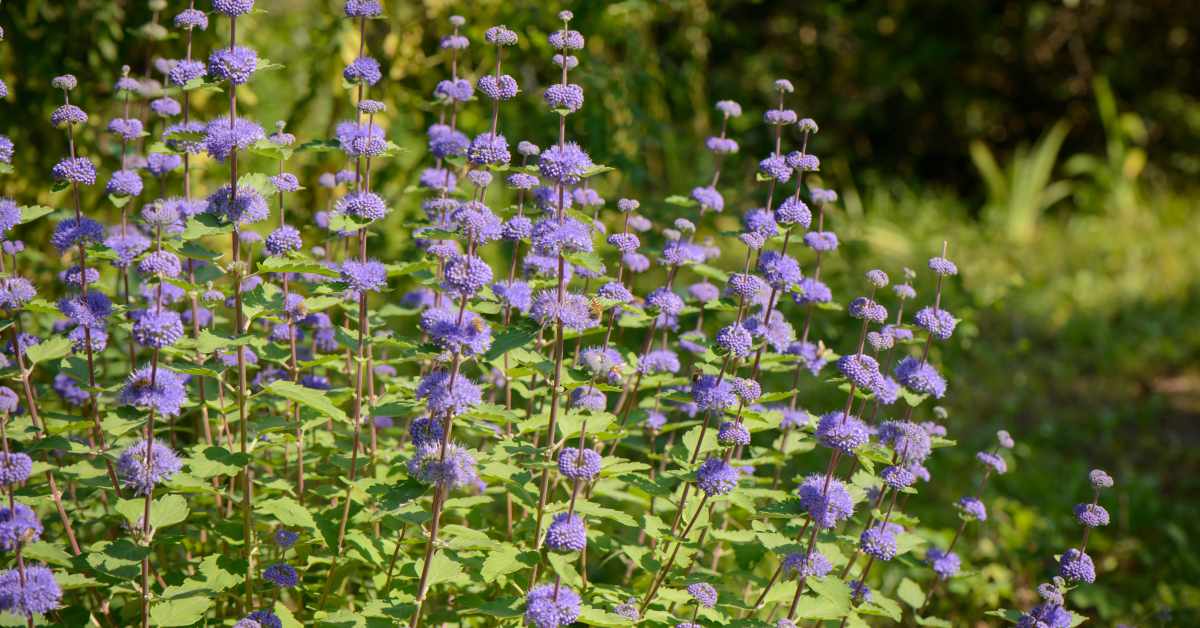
[2, 0, 1198, 625]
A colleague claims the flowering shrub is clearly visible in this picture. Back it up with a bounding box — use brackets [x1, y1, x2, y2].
[0, 3, 1117, 627]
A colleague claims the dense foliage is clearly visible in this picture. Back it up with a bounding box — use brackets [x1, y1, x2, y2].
[0, 2, 1194, 627]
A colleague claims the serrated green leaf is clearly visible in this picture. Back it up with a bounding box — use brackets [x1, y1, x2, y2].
[22, 541, 73, 568]
[19, 205, 56, 224]
[187, 445, 249, 478]
[691, 263, 730, 283]
[985, 609, 1025, 624]
[258, 254, 338, 277]
[263, 380, 348, 423]
[573, 500, 637, 527]
[194, 329, 253, 354]
[582, 164, 615, 178]
[481, 544, 526, 580]
[196, 553, 245, 592]
[24, 336, 71, 366]
[298, 138, 341, 153]
[897, 577, 924, 608]
[807, 576, 852, 616]
[483, 319, 539, 361]
[664, 194, 698, 208]
[150, 583, 213, 627]
[182, 213, 234, 240]
[565, 251, 603, 273]
[862, 593, 902, 621]
[416, 551, 462, 587]
[256, 496, 322, 539]
[149, 494, 190, 530]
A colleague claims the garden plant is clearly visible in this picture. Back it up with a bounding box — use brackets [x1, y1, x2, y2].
[0, 2, 1133, 627]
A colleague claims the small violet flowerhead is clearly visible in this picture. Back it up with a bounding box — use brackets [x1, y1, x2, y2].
[0, 502, 42, 550]
[544, 512, 587, 552]
[344, 0, 383, 18]
[263, 563, 298, 588]
[1058, 548, 1096, 584]
[797, 474, 854, 529]
[695, 458, 738, 497]
[914, 306, 957, 341]
[116, 439, 183, 496]
[273, 529, 299, 549]
[524, 583, 581, 627]
[130, 309, 184, 349]
[1074, 503, 1110, 528]
[208, 46, 258, 84]
[686, 582, 718, 608]
[859, 523, 900, 561]
[957, 496, 987, 522]
[213, 0, 255, 17]
[717, 421, 751, 448]
[407, 442, 479, 490]
[557, 447, 601, 481]
[782, 550, 832, 578]
[928, 255, 958, 276]
[0, 564, 61, 616]
[816, 412, 870, 454]
[1089, 469, 1114, 489]
[927, 548, 961, 580]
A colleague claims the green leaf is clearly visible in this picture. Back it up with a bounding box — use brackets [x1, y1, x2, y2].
[298, 138, 341, 153]
[255, 496, 322, 539]
[150, 582, 213, 627]
[573, 500, 637, 527]
[415, 551, 462, 587]
[236, 172, 274, 198]
[582, 164, 615, 178]
[897, 577, 924, 608]
[181, 212, 234, 241]
[481, 544, 525, 580]
[194, 329, 253, 355]
[807, 576, 853, 616]
[863, 593, 902, 621]
[915, 616, 954, 627]
[187, 445, 249, 478]
[664, 195, 698, 208]
[150, 494, 190, 530]
[578, 605, 634, 626]
[691, 263, 730, 284]
[985, 609, 1025, 624]
[258, 254, 338, 277]
[55, 571, 101, 590]
[546, 551, 582, 587]
[249, 139, 294, 162]
[195, 553, 245, 592]
[680, 424, 717, 462]
[179, 242, 221, 261]
[329, 212, 370, 234]
[24, 336, 71, 366]
[263, 380, 348, 424]
[22, 541, 73, 568]
[483, 319, 539, 361]
[114, 494, 188, 531]
[273, 601, 304, 628]
[19, 205, 56, 224]
[565, 251, 604, 274]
